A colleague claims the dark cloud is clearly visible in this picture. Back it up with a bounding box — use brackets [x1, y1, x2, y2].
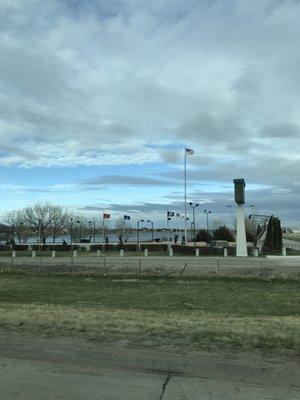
[81, 175, 179, 187]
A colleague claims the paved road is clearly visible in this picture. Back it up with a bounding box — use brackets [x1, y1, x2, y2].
[0, 331, 299, 399]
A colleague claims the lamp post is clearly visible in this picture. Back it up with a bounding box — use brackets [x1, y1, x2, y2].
[190, 221, 194, 242]
[204, 210, 211, 243]
[89, 221, 96, 243]
[75, 220, 81, 243]
[189, 202, 199, 247]
[147, 220, 154, 242]
[137, 219, 144, 251]
[70, 218, 74, 247]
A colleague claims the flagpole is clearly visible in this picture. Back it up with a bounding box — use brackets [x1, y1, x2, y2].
[102, 216, 105, 248]
[184, 147, 187, 244]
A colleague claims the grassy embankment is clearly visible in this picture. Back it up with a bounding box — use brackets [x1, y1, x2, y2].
[0, 272, 299, 353]
[283, 233, 300, 242]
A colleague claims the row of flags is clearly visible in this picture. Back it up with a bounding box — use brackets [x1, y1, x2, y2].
[102, 213, 131, 220]
[103, 212, 188, 222]
[167, 211, 189, 221]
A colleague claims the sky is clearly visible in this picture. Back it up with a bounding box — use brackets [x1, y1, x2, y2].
[0, 0, 299, 228]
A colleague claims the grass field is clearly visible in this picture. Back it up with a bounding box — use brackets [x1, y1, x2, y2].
[284, 233, 300, 242]
[0, 272, 299, 353]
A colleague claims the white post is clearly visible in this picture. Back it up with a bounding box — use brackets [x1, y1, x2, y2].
[167, 216, 171, 249]
[184, 148, 187, 243]
[144, 249, 148, 257]
[120, 249, 124, 257]
[282, 246, 286, 256]
[169, 248, 173, 257]
[32, 251, 36, 258]
[236, 204, 247, 257]
[51, 250, 56, 258]
[223, 248, 228, 257]
[73, 250, 78, 258]
[96, 249, 101, 257]
[12, 251, 16, 258]
[254, 247, 259, 257]
[195, 248, 199, 257]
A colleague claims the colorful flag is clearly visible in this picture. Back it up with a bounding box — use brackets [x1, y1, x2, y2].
[124, 215, 130, 220]
[185, 148, 194, 155]
[103, 213, 110, 219]
[167, 211, 174, 217]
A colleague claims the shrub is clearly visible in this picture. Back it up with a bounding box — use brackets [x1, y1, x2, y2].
[213, 226, 234, 241]
[140, 243, 168, 252]
[13, 245, 29, 251]
[195, 229, 213, 243]
[0, 245, 10, 251]
[31, 245, 48, 251]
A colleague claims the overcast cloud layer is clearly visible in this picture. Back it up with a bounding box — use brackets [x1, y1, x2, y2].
[0, 0, 299, 225]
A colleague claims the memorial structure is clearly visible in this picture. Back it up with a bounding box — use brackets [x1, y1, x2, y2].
[233, 179, 248, 257]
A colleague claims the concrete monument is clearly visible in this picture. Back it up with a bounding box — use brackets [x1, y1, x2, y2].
[234, 179, 248, 257]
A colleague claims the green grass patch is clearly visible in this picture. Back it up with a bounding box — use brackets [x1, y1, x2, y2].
[0, 273, 299, 352]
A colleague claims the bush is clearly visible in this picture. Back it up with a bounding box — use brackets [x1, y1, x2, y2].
[172, 245, 196, 255]
[213, 226, 234, 241]
[140, 243, 168, 252]
[195, 229, 213, 243]
[31, 245, 48, 251]
[0, 245, 11, 251]
[13, 245, 29, 251]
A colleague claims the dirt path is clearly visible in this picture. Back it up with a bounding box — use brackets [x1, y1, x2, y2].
[0, 329, 299, 399]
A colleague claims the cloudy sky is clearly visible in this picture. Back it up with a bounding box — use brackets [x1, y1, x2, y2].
[0, 0, 299, 227]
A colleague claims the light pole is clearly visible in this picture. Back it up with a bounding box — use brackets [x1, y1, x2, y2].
[204, 210, 211, 243]
[137, 219, 144, 251]
[75, 220, 81, 243]
[190, 221, 194, 242]
[70, 218, 74, 247]
[147, 220, 154, 242]
[89, 221, 96, 243]
[189, 202, 199, 247]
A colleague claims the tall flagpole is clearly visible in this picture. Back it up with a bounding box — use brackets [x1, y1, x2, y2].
[184, 147, 187, 243]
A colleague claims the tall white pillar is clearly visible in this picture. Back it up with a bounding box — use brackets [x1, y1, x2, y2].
[236, 204, 247, 257]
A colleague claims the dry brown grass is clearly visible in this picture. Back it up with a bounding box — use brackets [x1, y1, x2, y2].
[0, 303, 299, 352]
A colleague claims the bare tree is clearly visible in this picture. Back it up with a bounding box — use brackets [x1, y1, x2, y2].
[48, 208, 71, 243]
[2, 210, 26, 243]
[115, 217, 131, 243]
[23, 203, 66, 244]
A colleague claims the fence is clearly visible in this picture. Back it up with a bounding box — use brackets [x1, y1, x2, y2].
[0, 255, 299, 279]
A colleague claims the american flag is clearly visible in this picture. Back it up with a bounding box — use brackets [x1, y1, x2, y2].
[185, 148, 194, 155]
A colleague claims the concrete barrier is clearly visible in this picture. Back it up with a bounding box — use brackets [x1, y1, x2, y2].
[282, 247, 287, 256]
[120, 249, 124, 257]
[144, 249, 148, 257]
[32, 251, 36, 258]
[254, 248, 259, 257]
[169, 248, 173, 257]
[96, 250, 101, 257]
[52, 251, 56, 258]
[12, 251, 16, 258]
[195, 249, 199, 257]
[73, 250, 78, 258]
[224, 248, 228, 257]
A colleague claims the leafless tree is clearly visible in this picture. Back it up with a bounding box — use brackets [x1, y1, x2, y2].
[23, 203, 67, 243]
[115, 217, 131, 243]
[2, 210, 26, 243]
